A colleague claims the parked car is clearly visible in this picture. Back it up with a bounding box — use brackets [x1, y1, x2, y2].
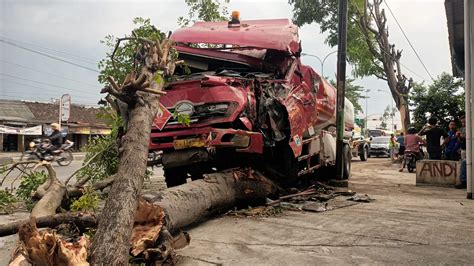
[369, 136, 391, 157]
[350, 133, 370, 161]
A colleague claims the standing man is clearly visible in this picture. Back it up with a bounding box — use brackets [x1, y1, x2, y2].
[397, 132, 405, 156]
[419, 117, 447, 160]
[456, 116, 467, 189]
[444, 120, 461, 161]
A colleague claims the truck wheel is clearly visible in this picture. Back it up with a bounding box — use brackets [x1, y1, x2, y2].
[343, 144, 351, 179]
[164, 167, 187, 188]
[360, 146, 368, 161]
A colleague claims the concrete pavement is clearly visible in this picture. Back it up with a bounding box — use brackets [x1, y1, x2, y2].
[177, 158, 474, 265]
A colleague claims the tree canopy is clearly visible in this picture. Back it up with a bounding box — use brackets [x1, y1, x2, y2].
[178, 0, 229, 27]
[410, 73, 464, 131]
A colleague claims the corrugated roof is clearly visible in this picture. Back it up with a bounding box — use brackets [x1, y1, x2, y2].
[445, 0, 464, 77]
[0, 100, 36, 123]
[0, 100, 107, 127]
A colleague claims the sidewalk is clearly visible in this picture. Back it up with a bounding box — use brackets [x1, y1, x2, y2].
[0, 152, 86, 164]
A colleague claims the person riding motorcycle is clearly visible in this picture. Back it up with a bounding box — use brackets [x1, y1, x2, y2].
[45, 123, 63, 157]
[399, 127, 426, 172]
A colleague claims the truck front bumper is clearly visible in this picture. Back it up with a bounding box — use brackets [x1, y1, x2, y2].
[149, 127, 263, 154]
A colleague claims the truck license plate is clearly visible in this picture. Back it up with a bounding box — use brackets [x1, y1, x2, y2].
[173, 138, 206, 150]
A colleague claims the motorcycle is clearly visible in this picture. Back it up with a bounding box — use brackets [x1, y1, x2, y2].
[21, 138, 74, 166]
[405, 151, 418, 173]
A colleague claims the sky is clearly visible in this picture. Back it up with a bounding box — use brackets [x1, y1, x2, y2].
[0, 0, 452, 119]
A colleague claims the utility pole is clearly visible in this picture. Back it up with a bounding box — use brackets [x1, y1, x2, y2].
[335, 0, 348, 180]
[464, 0, 473, 199]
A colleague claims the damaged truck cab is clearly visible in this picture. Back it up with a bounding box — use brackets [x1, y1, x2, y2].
[149, 18, 354, 187]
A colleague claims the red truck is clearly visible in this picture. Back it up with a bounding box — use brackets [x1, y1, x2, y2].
[149, 18, 355, 187]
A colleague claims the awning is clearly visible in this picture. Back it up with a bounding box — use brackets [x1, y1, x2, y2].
[0, 125, 42, 135]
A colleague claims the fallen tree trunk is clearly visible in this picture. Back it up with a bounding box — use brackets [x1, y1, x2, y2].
[31, 162, 66, 218]
[142, 168, 279, 232]
[6, 168, 278, 264]
[0, 212, 97, 237]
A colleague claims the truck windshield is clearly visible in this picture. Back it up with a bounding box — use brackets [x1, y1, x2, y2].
[172, 47, 289, 80]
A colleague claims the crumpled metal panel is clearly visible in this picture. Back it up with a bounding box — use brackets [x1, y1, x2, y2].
[171, 19, 300, 54]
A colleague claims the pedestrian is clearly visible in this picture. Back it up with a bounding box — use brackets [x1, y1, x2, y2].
[444, 120, 460, 161]
[456, 116, 467, 189]
[419, 117, 447, 160]
[399, 127, 425, 172]
[389, 133, 396, 161]
[397, 132, 405, 156]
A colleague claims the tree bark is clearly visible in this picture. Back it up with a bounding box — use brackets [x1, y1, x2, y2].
[89, 97, 160, 264]
[89, 37, 179, 264]
[142, 169, 278, 232]
[30, 163, 66, 218]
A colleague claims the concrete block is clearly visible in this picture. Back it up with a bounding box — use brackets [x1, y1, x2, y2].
[416, 160, 460, 187]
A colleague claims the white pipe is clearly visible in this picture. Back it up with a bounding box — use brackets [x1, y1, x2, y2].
[465, 0, 473, 199]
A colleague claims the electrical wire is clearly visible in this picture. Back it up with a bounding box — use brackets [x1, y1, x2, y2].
[0, 74, 98, 95]
[0, 93, 100, 106]
[383, 1, 434, 81]
[0, 79, 99, 101]
[0, 39, 100, 73]
[0, 60, 100, 88]
[0, 35, 98, 65]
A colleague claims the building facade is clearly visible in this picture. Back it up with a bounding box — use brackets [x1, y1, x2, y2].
[0, 100, 111, 152]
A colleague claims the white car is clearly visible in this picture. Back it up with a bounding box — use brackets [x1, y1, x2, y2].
[369, 136, 391, 158]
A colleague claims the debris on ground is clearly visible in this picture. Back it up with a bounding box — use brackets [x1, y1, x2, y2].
[265, 182, 374, 213]
[347, 193, 374, 202]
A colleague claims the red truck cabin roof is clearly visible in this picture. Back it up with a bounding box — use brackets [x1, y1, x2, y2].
[171, 19, 300, 55]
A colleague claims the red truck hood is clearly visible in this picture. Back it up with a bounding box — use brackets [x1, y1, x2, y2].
[158, 76, 248, 129]
[171, 19, 300, 55]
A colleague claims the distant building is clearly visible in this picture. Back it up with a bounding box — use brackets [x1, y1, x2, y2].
[0, 100, 111, 152]
[359, 112, 403, 132]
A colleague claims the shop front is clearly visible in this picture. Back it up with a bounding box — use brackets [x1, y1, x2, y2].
[0, 125, 43, 152]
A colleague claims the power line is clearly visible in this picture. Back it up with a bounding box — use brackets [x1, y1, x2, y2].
[0, 77, 98, 98]
[383, 1, 434, 81]
[0, 60, 100, 88]
[0, 39, 100, 73]
[0, 73, 98, 94]
[0, 35, 98, 65]
[349, 2, 430, 81]
[0, 94, 100, 106]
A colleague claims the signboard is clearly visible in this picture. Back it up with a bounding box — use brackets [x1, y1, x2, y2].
[0, 125, 42, 135]
[90, 128, 112, 135]
[60, 94, 71, 122]
[416, 160, 461, 186]
[153, 103, 172, 131]
[69, 127, 91, 134]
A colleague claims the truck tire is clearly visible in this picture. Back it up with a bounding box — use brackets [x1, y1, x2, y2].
[343, 144, 351, 179]
[164, 167, 187, 188]
[360, 145, 368, 161]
